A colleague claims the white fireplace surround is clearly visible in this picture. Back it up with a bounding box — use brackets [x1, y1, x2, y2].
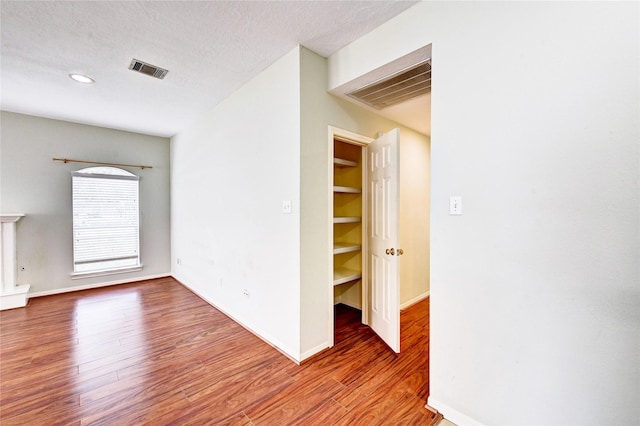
[1, 214, 30, 310]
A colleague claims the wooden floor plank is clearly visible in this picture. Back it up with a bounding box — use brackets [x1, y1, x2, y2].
[294, 398, 348, 425]
[245, 376, 346, 425]
[0, 277, 435, 425]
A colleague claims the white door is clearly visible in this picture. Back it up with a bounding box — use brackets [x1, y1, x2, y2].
[368, 129, 400, 353]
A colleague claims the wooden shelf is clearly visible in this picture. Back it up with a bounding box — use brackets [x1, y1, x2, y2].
[333, 268, 362, 286]
[333, 142, 362, 296]
[333, 243, 361, 255]
[333, 217, 361, 224]
[334, 158, 358, 168]
[333, 186, 361, 194]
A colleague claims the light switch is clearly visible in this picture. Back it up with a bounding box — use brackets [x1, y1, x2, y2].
[450, 196, 462, 215]
[282, 200, 292, 214]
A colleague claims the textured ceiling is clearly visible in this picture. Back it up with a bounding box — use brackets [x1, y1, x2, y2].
[1, 1, 420, 137]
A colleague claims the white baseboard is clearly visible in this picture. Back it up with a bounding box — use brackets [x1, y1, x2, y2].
[28, 273, 171, 298]
[173, 276, 301, 364]
[300, 341, 330, 362]
[427, 397, 484, 426]
[334, 300, 362, 310]
[400, 291, 429, 310]
[0, 285, 31, 310]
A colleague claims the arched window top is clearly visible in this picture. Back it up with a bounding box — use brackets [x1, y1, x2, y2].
[75, 166, 136, 177]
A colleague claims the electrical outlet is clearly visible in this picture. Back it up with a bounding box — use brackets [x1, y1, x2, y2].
[176, 258, 182, 265]
[242, 289, 250, 297]
[282, 200, 292, 214]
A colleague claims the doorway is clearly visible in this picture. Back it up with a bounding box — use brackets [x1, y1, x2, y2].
[328, 126, 430, 353]
[332, 136, 366, 317]
[329, 128, 371, 350]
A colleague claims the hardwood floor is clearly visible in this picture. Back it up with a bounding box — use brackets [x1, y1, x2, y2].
[0, 277, 438, 425]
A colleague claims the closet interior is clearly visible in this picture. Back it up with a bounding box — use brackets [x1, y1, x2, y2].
[332, 138, 364, 316]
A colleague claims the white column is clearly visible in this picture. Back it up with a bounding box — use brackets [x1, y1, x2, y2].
[0, 214, 30, 310]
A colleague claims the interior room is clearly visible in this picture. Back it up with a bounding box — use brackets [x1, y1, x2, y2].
[1, 1, 638, 425]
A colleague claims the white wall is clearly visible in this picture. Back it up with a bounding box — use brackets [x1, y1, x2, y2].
[300, 47, 430, 358]
[299, 47, 334, 358]
[329, 2, 640, 425]
[171, 45, 428, 362]
[0, 111, 171, 295]
[171, 48, 302, 360]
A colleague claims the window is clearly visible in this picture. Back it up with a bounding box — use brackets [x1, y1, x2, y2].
[72, 167, 140, 276]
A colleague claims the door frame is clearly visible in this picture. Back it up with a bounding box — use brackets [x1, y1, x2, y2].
[328, 126, 373, 348]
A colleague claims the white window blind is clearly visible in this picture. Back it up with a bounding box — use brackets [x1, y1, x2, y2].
[72, 167, 140, 274]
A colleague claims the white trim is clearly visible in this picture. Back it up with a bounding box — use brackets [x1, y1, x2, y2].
[360, 138, 369, 326]
[400, 291, 430, 310]
[175, 276, 300, 364]
[328, 127, 335, 347]
[0, 214, 25, 223]
[0, 284, 31, 310]
[329, 126, 374, 146]
[300, 341, 330, 362]
[29, 273, 171, 298]
[427, 397, 484, 426]
[334, 299, 362, 310]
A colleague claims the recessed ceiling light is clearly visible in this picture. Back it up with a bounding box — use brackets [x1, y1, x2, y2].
[69, 73, 94, 84]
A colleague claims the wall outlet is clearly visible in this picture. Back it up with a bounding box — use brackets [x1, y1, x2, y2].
[282, 200, 292, 214]
[242, 289, 250, 297]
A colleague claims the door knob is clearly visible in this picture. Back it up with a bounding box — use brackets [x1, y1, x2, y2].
[397, 248, 404, 256]
[385, 248, 395, 255]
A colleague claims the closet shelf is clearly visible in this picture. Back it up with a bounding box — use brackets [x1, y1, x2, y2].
[334, 158, 358, 168]
[333, 186, 361, 194]
[333, 268, 362, 286]
[333, 217, 361, 224]
[333, 243, 361, 255]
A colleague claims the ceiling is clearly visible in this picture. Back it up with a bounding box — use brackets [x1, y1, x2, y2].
[0, 1, 426, 138]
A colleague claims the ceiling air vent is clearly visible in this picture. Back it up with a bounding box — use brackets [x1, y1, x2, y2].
[128, 59, 168, 80]
[347, 60, 431, 109]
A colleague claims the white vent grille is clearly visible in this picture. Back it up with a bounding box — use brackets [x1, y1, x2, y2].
[347, 60, 431, 109]
[128, 59, 168, 80]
